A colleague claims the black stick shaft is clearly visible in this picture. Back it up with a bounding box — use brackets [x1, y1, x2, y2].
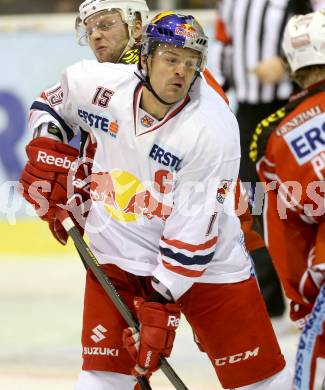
[59, 212, 189, 390]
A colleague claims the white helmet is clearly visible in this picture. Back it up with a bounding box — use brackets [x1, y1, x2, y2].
[282, 10, 325, 73]
[76, 0, 149, 46]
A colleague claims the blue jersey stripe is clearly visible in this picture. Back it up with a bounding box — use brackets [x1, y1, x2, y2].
[160, 246, 214, 266]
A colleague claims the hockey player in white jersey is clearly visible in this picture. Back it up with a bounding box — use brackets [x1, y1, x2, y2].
[76, 0, 280, 321]
[23, 0, 150, 244]
[30, 0, 274, 314]
[75, 0, 149, 64]
[20, 12, 292, 390]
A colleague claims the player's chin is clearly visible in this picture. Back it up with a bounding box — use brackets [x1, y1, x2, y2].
[96, 53, 107, 63]
[97, 51, 115, 63]
[162, 89, 186, 103]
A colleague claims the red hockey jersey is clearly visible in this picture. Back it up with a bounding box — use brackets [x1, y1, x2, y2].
[257, 82, 325, 307]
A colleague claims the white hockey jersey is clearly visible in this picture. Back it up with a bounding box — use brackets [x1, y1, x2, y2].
[29, 60, 251, 299]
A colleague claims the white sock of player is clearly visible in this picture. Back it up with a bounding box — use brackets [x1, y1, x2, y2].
[234, 365, 293, 389]
[74, 370, 138, 389]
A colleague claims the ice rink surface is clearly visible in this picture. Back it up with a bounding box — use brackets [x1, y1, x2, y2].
[0, 256, 299, 390]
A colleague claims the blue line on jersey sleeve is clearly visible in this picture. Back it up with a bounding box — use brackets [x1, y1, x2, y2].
[160, 246, 214, 266]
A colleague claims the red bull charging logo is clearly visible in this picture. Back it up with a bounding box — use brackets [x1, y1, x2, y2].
[90, 170, 172, 222]
[175, 24, 198, 39]
[216, 179, 233, 204]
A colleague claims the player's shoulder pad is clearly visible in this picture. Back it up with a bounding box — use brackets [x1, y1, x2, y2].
[65, 60, 137, 85]
[188, 78, 240, 160]
[62, 60, 138, 103]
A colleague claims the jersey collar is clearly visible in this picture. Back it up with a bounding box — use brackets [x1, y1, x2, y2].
[133, 82, 191, 136]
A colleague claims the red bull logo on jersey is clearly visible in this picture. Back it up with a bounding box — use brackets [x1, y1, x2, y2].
[141, 114, 154, 128]
[90, 169, 173, 222]
[216, 179, 233, 204]
[175, 24, 198, 39]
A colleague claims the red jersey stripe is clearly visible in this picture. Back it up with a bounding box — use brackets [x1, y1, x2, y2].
[202, 69, 229, 105]
[162, 260, 206, 277]
[162, 236, 218, 252]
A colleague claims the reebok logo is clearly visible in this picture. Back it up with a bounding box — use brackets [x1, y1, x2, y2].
[215, 347, 260, 366]
[91, 324, 108, 343]
[167, 315, 180, 327]
[37, 151, 77, 170]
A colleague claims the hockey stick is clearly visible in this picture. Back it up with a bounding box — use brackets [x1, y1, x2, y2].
[293, 283, 325, 390]
[57, 209, 189, 390]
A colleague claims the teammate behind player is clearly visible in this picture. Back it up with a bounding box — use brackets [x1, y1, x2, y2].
[75, 0, 149, 63]
[22, 0, 150, 244]
[251, 10, 325, 389]
[20, 12, 292, 389]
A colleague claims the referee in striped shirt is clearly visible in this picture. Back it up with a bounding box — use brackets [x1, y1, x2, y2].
[211, 0, 314, 318]
[213, 0, 313, 182]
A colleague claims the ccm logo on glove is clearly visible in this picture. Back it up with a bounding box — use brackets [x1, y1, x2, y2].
[37, 151, 78, 170]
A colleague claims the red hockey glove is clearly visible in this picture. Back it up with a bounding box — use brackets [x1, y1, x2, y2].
[290, 301, 314, 330]
[50, 157, 93, 244]
[123, 297, 181, 376]
[291, 268, 325, 329]
[48, 189, 91, 245]
[19, 137, 81, 243]
[300, 268, 325, 305]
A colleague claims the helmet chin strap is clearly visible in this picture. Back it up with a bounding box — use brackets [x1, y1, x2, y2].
[115, 11, 137, 63]
[134, 70, 176, 106]
[135, 57, 199, 106]
[116, 35, 136, 63]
